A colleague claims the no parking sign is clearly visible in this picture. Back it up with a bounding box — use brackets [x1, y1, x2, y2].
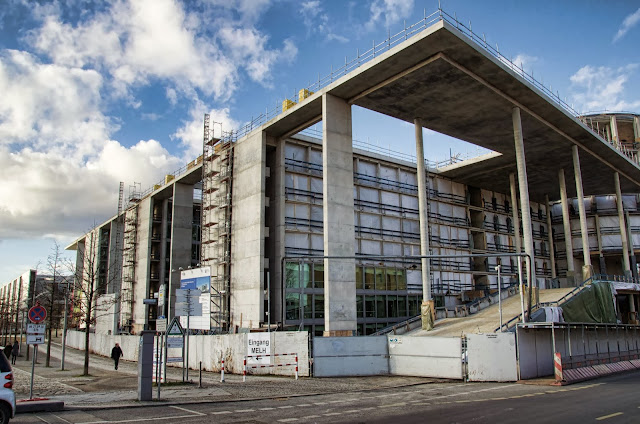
[28, 304, 47, 323]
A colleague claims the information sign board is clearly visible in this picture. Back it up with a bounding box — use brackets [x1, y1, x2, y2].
[27, 323, 46, 334]
[27, 334, 45, 345]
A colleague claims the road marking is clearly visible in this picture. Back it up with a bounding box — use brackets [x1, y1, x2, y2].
[259, 407, 276, 410]
[297, 404, 311, 407]
[169, 406, 206, 416]
[596, 412, 623, 420]
[344, 410, 360, 413]
[302, 415, 321, 419]
[278, 405, 294, 409]
[378, 402, 407, 409]
[313, 402, 327, 405]
[75, 414, 214, 424]
[51, 414, 73, 424]
[323, 412, 341, 416]
[211, 411, 233, 415]
[236, 409, 255, 412]
[278, 418, 299, 423]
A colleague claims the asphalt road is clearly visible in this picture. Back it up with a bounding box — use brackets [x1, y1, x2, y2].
[11, 371, 640, 424]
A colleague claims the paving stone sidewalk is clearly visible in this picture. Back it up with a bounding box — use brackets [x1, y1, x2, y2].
[9, 339, 438, 410]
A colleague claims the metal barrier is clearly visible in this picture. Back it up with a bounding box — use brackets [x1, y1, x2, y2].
[243, 353, 299, 382]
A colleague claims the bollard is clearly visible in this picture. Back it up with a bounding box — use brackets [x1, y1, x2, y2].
[199, 361, 202, 388]
[220, 359, 225, 383]
[295, 355, 299, 380]
[243, 357, 247, 382]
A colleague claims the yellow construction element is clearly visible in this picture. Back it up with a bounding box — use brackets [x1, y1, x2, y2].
[164, 174, 174, 184]
[187, 160, 196, 170]
[196, 155, 203, 164]
[298, 89, 314, 100]
[282, 99, 297, 112]
[153, 184, 162, 191]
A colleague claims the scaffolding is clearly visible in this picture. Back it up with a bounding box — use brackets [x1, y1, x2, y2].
[201, 114, 234, 333]
[120, 183, 141, 333]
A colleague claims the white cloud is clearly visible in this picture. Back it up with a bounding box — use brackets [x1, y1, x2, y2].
[299, 1, 349, 43]
[569, 64, 640, 113]
[498, 53, 539, 77]
[365, 0, 414, 32]
[0, 50, 110, 158]
[0, 140, 183, 239]
[614, 7, 640, 42]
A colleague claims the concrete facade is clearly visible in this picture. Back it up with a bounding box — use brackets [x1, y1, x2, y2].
[63, 18, 640, 337]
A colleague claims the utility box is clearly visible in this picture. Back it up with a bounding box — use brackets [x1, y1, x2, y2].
[138, 331, 154, 401]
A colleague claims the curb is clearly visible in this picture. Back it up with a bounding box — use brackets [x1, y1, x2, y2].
[62, 379, 448, 411]
[17, 400, 65, 414]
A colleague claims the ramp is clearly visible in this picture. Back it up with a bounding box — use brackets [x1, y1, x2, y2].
[408, 288, 574, 337]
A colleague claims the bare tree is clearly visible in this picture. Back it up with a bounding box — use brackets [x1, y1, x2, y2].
[67, 228, 123, 376]
[44, 242, 67, 367]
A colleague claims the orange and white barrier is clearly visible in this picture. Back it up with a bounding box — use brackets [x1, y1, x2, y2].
[244, 353, 299, 382]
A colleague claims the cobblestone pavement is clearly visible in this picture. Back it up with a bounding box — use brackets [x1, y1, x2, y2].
[9, 339, 440, 409]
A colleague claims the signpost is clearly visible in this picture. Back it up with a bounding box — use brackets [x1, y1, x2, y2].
[166, 317, 185, 370]
[27, 305, 47, 399]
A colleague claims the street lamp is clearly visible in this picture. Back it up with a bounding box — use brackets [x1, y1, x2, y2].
[495, 264, 503, 332]
[59, 277, 73, 371]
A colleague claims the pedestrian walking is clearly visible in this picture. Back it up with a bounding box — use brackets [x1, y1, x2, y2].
[111, 343, 123, 370]
[11, 340, 19, 365]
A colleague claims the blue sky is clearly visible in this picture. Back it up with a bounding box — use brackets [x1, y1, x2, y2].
[1, 0, 639, 283]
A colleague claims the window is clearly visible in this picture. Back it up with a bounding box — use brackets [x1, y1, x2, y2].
[355, 267, 363, 289]
[314, 295, 324, 319]
[364, 268, 375, 290]
[375, 268, 385, 290]
[285, 293, 299, 320]
[313, 264, 324, 288]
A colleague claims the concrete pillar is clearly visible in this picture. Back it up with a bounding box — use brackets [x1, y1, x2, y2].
[415, 119, 434, 329]
[512, 108, 536, 296]
[610, 115, 619, 145]
[231, 130, 267, 328]
[606, 125, 612, 142]
[614, 172, 631, 276]
[545, 195, 556, 278]
[509, 173, 522, 256]
[322, 93, 356, 336]
[558, 169, 575, 281]
[625, 211, 639, 281]
[572, 145, 593, 280]
[634, 116, 640, 142]
[169, 182, 195, 320]
[595, 215, 606, 275]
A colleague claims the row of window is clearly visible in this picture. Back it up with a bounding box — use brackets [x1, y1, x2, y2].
[285, 263, 409, 291]
[285, 293, 423, 321]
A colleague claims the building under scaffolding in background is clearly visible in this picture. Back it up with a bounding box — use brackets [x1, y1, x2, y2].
[62, 11, 640, 336]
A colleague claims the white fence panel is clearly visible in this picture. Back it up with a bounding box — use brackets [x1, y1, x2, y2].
[467, 333, 517, 382]
[388, 335, 463, 379]
[313, 336, 388, 377]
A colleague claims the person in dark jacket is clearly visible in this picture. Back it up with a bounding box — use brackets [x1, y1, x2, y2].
[111, 343, 123, 370]
[11, 340, 19, 365]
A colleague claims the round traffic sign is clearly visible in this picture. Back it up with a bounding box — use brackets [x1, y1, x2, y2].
[28, 305, 47, 323]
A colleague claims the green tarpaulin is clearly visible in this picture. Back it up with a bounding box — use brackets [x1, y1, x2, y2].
[561, 282, 617, 323]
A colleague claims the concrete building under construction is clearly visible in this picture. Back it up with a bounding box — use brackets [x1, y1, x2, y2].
[66, 11, 640, 337]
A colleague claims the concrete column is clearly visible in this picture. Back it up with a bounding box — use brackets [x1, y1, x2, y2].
[606, 125, 612, 143]
[509, 173, 522, 255]
[625, 211, 638, 281]
[558, 169, 575, 280]
[322, 93, 356, 336]
[595, 215, 606, 275]
[545, 195, 556, 278]
[415, 119, 432, 303]
[231, 130, 266, 328]
[634, 116, 640, 142]
[610, 115, 619, 145]
[512, 108, 536, 296]
[169, 182, 195, 314]
[415, 119, 434, 329]
[614, 172, 631, 276]
[572, 145, 593, 280]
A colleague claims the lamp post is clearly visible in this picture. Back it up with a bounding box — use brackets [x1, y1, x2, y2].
[496, 264, 503, 331]
[60, 277, 72, 371]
